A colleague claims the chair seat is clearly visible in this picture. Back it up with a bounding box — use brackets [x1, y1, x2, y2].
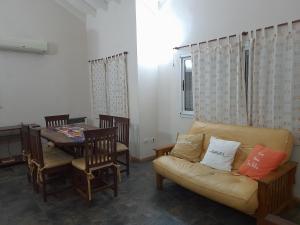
[117, 142, 128, 152]
[42, 143, 56, 153]
[72, 158, 86, 171]
[43, 149, 73, 169]
[72, 157, 112, 171]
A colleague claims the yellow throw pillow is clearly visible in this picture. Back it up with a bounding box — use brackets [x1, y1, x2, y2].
[171, 133, 204, 162]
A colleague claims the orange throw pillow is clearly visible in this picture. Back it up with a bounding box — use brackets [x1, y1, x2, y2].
[239, 145, 287, 180]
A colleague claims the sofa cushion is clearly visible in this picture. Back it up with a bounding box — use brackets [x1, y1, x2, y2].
[188, 121, 293, 169]
[239, 145, 287, 180]
[200, 136, 240, 171]
[117, 142, 128, 152]
[153, 155, 258, 215]
[170, 133, 204, 162]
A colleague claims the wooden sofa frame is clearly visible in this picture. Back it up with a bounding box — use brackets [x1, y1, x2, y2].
[153, 145, 298, 225]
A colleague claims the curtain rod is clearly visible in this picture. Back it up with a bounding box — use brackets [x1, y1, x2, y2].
[88, 51, 128, 63]
[173, 19, 300, 50]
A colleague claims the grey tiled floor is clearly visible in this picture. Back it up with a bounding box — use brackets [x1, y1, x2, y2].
[0, 162, 298, 225]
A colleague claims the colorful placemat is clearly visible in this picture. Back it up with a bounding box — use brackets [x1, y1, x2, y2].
[53, 125, 85, 142]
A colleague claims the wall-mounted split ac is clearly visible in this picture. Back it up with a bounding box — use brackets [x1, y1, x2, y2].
[0, 37, 48, 54]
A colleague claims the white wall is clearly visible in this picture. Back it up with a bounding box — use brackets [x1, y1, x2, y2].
[86, 0, 140, 157]
[0, 0, 90, 127]
[135, 0, 159, 158]
[156, 0, 300, 197]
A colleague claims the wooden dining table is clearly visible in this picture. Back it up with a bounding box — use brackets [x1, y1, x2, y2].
[40, 123, 98, 157]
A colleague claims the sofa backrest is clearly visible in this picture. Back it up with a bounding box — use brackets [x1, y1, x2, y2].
[188, 120, 294, 170]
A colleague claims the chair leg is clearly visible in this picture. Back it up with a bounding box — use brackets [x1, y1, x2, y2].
[113, 166, 118, 197]
[125, 151, 130, 176]
[26, 166, 31, 183]
[32, 166, 39, 193]
[87, 176, 92, 203]
[42, 173, 47, 202]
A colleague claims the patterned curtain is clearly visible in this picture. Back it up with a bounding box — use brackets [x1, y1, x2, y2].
[191, 36, 248, 125]
[90, 54, 129, 120]
[106, 55, 129, 117]
[251, 24, 300, 143]
[90, 60, 107, 119]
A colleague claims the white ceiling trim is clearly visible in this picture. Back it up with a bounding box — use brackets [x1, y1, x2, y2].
[71, 0, 97, 17]
[55, 0, 87, 22]
[55, 0, 104, 22]
[55, 0, 127, 21]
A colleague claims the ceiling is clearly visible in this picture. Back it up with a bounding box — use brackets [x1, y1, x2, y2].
[55, 0, 165, 22]
[55, 0, 117, 21]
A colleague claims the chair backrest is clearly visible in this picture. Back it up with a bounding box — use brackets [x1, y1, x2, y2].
[99, 114, 114, 128]
[114, 116, 129, 146]
[21, 124, 31, 156]
[45, 114, 69, 127]
[83, 127, 117, 172]
[29, 127, 44, 167]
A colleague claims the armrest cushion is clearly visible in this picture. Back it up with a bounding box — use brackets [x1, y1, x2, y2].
[258, 161, 298, 185]
[153, 144, 175, 158]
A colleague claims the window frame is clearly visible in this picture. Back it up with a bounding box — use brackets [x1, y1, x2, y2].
[243, 40, 251, 116]
[180, 55, 194, 118]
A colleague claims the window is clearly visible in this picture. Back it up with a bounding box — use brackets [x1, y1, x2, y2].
[181, 56, 193, 117]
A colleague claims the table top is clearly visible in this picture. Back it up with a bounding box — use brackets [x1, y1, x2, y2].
[41, 124, 97, 146]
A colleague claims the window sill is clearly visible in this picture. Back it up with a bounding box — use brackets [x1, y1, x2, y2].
[180, 112, 194, 119]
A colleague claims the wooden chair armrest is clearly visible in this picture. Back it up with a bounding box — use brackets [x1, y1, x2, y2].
[258, 161, 298, 185]
[153, 144, 175, 158]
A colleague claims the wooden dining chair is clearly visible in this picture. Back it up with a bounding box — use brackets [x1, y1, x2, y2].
[114, 116, 130, 176]
[45, 114, 69, 127]
[71, 127, 118, 203]
[21, 124, 32, 183]
[29, 127, 73, 202]
[99, 114, 114, 128]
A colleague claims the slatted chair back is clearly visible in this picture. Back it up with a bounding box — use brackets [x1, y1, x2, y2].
[29, 127, 44, 168]
[99, 114, 114, 128]
[21, 124, 31, 156]
[114, 116, 129, 147]
[45, 114, 69, 127]
[83, 127, 117, 172]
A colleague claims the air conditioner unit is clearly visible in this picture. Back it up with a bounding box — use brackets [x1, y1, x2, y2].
[0, 37, 48, 54]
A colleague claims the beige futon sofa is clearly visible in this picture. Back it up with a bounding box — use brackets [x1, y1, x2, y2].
[153, 121, 297, 224]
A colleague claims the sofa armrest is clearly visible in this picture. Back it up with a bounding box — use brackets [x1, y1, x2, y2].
[258, 161, 297, 185]
[256, 161, 298, 218]
[262, 214, 298, 225]
[153, 144, 175, 158]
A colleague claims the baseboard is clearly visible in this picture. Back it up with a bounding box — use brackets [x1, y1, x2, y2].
[131, 155, 155, 162]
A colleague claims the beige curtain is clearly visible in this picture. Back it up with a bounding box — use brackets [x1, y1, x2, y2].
[90, 54, 129, 119]
[250, 23, 300, 144]
[191, 36, 248, 125]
